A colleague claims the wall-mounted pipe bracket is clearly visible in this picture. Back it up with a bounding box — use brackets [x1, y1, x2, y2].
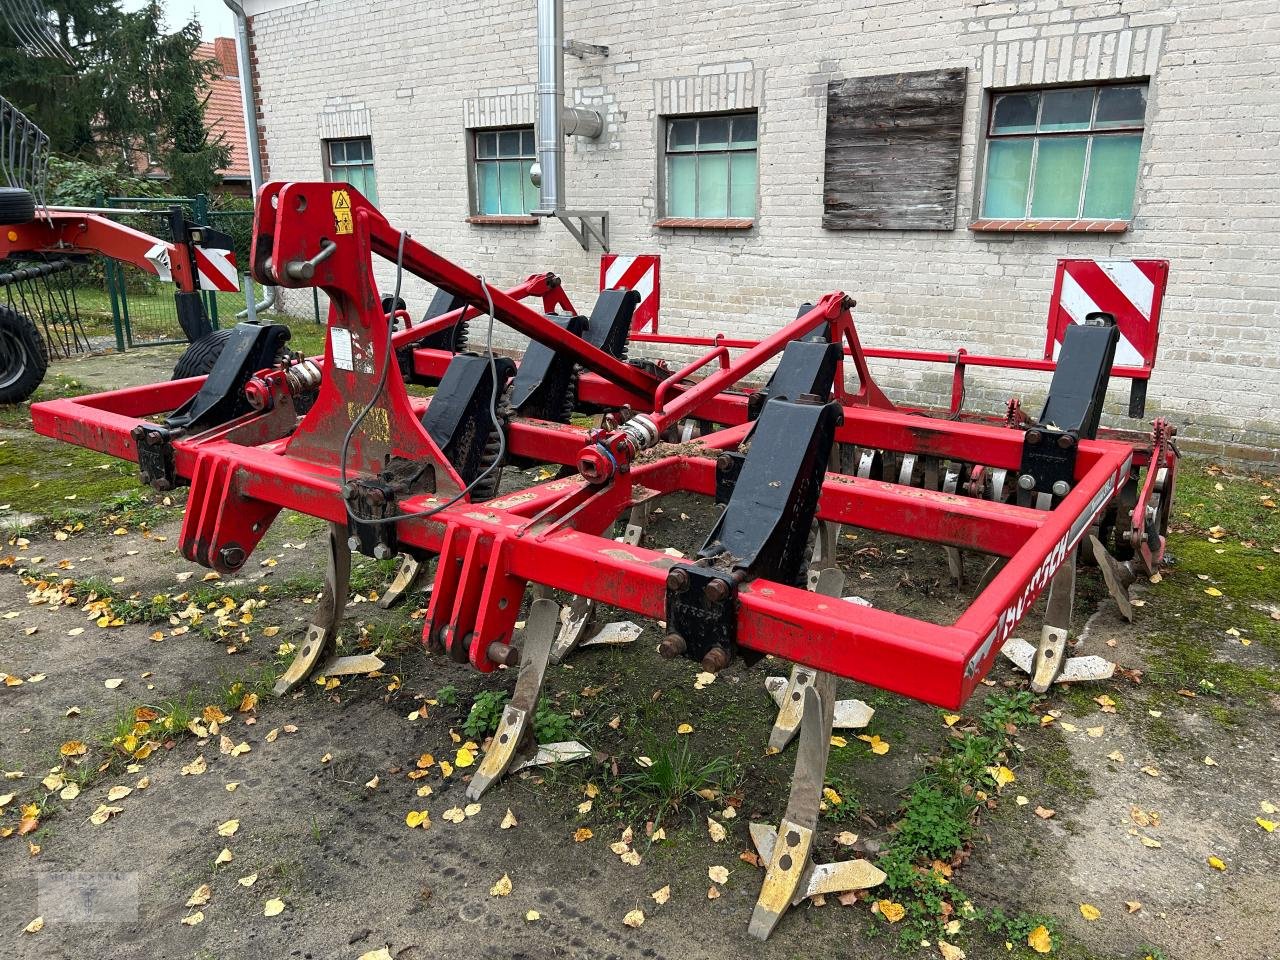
[553, 211, 609, 252]
[564, 38, 608, 58]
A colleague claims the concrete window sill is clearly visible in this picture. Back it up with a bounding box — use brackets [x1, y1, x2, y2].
[653, 217, 755, 230]
[969, 219, 1129, 234]
[466, 215, 540, 226]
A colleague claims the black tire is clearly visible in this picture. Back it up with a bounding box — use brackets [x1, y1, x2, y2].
[0, 305, 48, 404]
[0, 187, 35, 225]
[172, 328, 234, 380]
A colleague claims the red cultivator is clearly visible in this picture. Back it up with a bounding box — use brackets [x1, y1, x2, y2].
[30, 182, 1177, 938]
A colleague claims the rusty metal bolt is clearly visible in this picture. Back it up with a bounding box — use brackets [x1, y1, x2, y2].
[703, 578, 731, 603]
[716, 454, 735, 473]
[1057, 432, 1076, 449]
[218, 545, 246, 570]
[667, 567, 690, 592]
[1026, 429, 1042, 446]
[658, 633, 686, 660]
[153, 478, 173, 492]
[487, 641, 519, 667]
[701, 646, 731, 673]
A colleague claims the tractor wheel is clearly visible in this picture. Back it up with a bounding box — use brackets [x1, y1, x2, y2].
[0, 187, 35, 226]
[0, 305, 48, 404]
[172, 328, 233, 380]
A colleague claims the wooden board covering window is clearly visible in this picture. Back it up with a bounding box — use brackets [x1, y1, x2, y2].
[823, 67, 966, 231]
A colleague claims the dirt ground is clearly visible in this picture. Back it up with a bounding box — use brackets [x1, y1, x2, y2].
[0, 345, 1277, 960]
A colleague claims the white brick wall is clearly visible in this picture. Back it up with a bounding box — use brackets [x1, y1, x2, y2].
[243, 0, 1280, 460]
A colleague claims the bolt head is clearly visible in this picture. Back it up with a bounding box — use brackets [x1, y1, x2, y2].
[373, 543, 392, 560]
[703, 578, 731, 603]
[1057, 432, 1076, 449]
[667, 568, 690, 592]
[701, 646, 731, 673]
[347, 536, 361, 552]
[1017, 474, 1036, 491]
[1026, 430, 1043, 446]
[658, 634, 686, 660]
[1051, 480, 1070, 497]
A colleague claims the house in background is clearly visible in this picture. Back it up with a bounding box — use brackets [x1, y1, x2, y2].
[234, 0, 1280, 461]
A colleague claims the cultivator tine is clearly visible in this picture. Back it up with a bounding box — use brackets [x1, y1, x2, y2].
[767, 569, 872, 752]
[1001, 547, 1116, 689]
[943, 546, 965, 586]
[467, 598, 560, 800]
[273, 521, 351, 695]
[378, 554, 432, 609]
[806, 520, 840, 591]
[750, 568, 884, 939]
[1089, 533, 1136, 622]
[550, 503, 649, 663]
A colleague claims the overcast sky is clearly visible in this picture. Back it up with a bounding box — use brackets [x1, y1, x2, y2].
[122, 0, 235, 41]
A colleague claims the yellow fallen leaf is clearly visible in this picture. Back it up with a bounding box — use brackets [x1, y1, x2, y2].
[439, 760, 454, 778]
[835, 831, 858, 846]
[88, 804, 122, 825]
[1207, 855, 1227, 871]
[708, 865, 729, 884]
[525, 910, 540, 922]
[263, 898, 285, 917]
[707, 817, 727, 842]
[623, 909, 645, 928]
[490, 873, 513, 897]
[180, 756, 207, 776]
[676, 723, 694, 735]
[621, 850, 642, 866]
[877, 900, 906, 923]
[463, 802, 481, 818]
[238, 873, 258, 887]
[858, 734, 890, 755]
[455, 746, 475, 769]
[1257, 818, 1276, 833]
[1140, 836, 1162, 849]
[1125, 900, 1142, 913]
[986, 765, 1016, 791]
[359, 951, 393, 960]
[59, 783, 80, 801]
[186, 884, 211, 907]
[651, 885, 671, 905]
[442, 807, 465, 824]
[215, 848, 233, 865]
[1027, 924, 1052, 954]
[262, 626, 280, 637]
[938, 940, 966, 960]
[1260, 800, 1277, 815]
[500, 808, 518, 829]
[577, 799, 593, 814]
[584, 782, 600, 799]
[405, 810, 430, 829]
[217, 819, 239, 837]
[707, 885, 721, 899]
[104, 678, 123, 689]
[574, 827, 593, 842]
[1080, 903, 1100, 921]
[1204, 587, 1222, 597]
[180, 910, 204, 926]
[942, 714, 961, 727]
[59, 740, 87, 757]
[23, 916, 44, 934]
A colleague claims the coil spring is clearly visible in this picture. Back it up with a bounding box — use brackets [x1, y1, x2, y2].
[285, 359, 322, 396]
[469, 423, 506, 501]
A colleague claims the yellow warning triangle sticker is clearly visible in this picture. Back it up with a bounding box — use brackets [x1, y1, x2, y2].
[332, 190, 351, 209]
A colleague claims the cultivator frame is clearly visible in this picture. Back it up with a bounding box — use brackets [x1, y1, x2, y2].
[30, 181, 1176, 938]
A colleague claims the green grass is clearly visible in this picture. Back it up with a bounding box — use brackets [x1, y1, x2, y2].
[613, 735, 737, 828]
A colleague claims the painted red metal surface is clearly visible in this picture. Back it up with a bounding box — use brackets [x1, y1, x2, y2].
[30, 181, 1171, 711]
[1045, 258, 1168, 371]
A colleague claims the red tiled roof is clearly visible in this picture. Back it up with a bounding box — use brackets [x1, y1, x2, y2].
[196, 39, 251, 181]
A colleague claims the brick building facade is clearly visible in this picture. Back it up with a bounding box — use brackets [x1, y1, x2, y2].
[239, 0, 1279, 459]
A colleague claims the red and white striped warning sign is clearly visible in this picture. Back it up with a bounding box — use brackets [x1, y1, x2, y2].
[194, 247, 240, 293]
[600, 254, 660, 332]
[1045, 259, 1168, 370]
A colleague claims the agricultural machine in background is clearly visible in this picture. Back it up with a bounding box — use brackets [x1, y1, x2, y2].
[0, 96, 240, 403]
[29, 181, 1177, 939]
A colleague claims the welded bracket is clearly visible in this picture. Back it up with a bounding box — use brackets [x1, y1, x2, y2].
[274, 521, 351, 695]
[554, 211, 609, 252]
[748, 569, 885, 940]
[467, 598, 589, 799]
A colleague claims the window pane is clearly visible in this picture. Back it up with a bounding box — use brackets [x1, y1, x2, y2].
[1095, 85, 1147, 128]
[1030, 136, 1087, 218]
[498, 130, 521, 158]
[358, 139, 373, 162]
[363, 166, 379, 206]
[991, 92, 1039, 134]
[666, 153, 696, 216]
[729, 150, 757, 217]
[696, 152, 729, 217]
[698, 116, 730, 150]
[477, 161, 499, 214]
[476, 132, 497, 159]
[668, 118, 697, 152]
[521, 129, 535, 156]
[1083, 134, 1141, 219]
[981, 139, 1032, 218]
[1040, 87, 1094, 131]
[498, 159, 524, 213]
[731, 113, 757, 148]
[328, 140, 346, 164]
[522, 159, 539, 212]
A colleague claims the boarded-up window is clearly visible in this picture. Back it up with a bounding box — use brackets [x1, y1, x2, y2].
[823, 68, 966, 230]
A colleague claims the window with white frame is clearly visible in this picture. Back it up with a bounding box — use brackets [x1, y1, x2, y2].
[980, 83, 1147, 221]
[473, 127, 539, 216]
[664, 112, 758, 219]
[324, 137, 379, 205]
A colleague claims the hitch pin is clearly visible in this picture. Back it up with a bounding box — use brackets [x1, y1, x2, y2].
[284, 238, 338, 281]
